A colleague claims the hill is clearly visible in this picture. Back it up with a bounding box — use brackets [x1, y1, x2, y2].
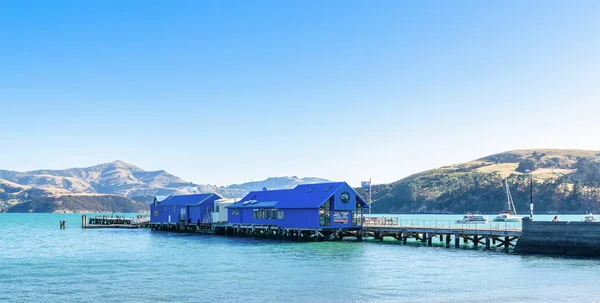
[364, 149, 600, 214]
[7, 195, 147, 213]
[0, 161, 329, 213]
[0, 160, 192, 198]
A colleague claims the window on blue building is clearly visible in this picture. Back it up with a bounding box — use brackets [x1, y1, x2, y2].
[252, 208, 282, 220]
[232, 209, 239, 216]
[319, 198, 331, 226]
[352, 198, 363, 225]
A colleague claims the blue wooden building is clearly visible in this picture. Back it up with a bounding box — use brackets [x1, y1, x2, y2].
[151, 193, 222, 225]
[227, 182, 369, 230]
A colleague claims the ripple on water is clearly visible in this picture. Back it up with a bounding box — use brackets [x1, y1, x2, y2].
[1, 214, 600, 303]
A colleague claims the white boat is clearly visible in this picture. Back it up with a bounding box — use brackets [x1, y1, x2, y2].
[583, 213, 598, 222]
[493, 179, 522, 222]
[456, 213, 488, 224]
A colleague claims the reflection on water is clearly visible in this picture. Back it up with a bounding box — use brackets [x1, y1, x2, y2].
[0, 213, 599, 303]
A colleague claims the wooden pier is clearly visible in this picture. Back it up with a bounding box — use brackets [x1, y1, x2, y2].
[150, 217, 522, 251]
[360, 217, 521, 250]
[150, 222, 214, 232]
[82, 215, 150, 229]
[363, 224, 521, 250]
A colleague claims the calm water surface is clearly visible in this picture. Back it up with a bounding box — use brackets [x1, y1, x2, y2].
[1, 213, 599, 303]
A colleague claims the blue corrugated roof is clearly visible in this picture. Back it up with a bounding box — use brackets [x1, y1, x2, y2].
[158, 193, 218, 206]
[228, 189, 291, 209]
[228, 182, 351, 209]
[277, 182, 345, 208]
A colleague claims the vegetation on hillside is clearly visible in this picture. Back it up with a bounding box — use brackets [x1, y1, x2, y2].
[361, 149, 600, 214]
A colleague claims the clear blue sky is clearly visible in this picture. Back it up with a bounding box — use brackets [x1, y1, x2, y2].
[1, 0, 599, 186]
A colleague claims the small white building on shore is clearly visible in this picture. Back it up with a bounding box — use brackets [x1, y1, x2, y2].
[212, 198, 238, 223]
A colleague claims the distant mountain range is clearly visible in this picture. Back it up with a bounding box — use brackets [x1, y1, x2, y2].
[0, 161, 329, 213]
[5, 149, 600, 214]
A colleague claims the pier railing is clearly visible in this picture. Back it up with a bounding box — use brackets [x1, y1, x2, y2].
[363, 217, 521, 231]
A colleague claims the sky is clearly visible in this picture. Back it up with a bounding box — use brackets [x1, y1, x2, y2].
[1, 0, 599, 187]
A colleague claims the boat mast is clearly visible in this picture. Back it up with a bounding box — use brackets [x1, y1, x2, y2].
[509, 183, 517, 215]
[505, 179, 517, 215]
[505, 179, 510, 212]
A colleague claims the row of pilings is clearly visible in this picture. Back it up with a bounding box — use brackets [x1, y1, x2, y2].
[149, 223, 519, 250]
[368, 230, 518, 250]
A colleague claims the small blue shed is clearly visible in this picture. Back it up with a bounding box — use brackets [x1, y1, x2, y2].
[151, 193, 222, 224]
[227, 182, 369, 229]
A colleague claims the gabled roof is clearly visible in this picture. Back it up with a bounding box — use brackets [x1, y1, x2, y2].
[150, 195, 169, 205]
[276, 182, 345, 208]
[158, 193, 220, 206]
[228, 182, 356, 209]
[228, 189, 291, 209]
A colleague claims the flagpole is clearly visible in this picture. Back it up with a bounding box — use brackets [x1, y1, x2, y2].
[369, 178, 372, 215]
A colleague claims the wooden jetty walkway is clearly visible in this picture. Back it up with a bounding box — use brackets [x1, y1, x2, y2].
[362, 218, 521, 250]
[81, 215, 150, 229]
[150, 217, 522, 251]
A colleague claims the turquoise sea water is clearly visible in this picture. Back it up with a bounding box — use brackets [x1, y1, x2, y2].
[1, 213, 599, 303]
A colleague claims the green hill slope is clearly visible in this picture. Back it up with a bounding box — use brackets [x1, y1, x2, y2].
[363, 149, 600, 214]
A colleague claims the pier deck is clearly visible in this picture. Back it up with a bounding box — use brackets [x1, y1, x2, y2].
[81, 215, 150, 229]
[365, 224, 521, 237]
[150, 217, 523, 250]
[362, 218, 521, 249]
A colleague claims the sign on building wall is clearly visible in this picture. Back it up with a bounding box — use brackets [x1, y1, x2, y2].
[333, 211, 348, 224]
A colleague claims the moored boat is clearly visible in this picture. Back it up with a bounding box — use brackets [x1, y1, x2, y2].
[495, 211, 522, 222]
[583, 213, 598, 222]
[456, 213, 488, 224]
[494, 179, 522, 222]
